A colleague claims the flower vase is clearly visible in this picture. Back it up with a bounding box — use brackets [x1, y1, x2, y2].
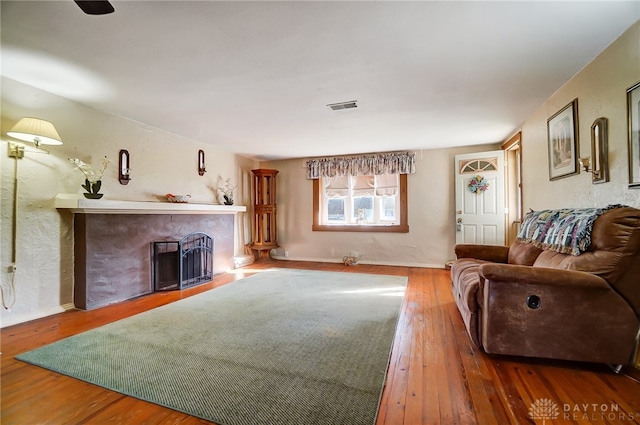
[223, 195, 234, 205]
[82, 179, 104, 199]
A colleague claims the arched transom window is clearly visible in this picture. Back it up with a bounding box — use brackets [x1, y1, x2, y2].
[459, 158, 498, 174]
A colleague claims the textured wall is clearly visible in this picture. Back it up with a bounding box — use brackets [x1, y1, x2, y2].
[521, 21, 640, 210]
[1, 78, 257, 327]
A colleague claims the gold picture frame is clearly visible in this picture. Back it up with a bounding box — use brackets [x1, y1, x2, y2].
[628, 82, 640, 188]
[548, 99, 579, 180]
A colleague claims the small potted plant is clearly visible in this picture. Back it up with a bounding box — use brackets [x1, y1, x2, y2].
[218, 178, 237, 205]
[68, 156, 109, 199]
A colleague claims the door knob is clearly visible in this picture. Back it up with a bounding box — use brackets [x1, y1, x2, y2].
[456, 210, 462, 214]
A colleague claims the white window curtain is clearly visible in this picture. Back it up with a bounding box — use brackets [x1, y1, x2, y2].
[375, 174, 398, 196]
[352, 175, 375, 196]
[306, 151, 416, 179]
[324, 175, 398, 198]
[324, 176, 349, 197]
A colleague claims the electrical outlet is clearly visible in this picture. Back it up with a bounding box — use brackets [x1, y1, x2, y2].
[285, 251, 289, 258]
[7, 264, 17, 273]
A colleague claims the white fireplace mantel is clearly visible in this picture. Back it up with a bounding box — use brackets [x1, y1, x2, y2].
[55, 194, 246, 214]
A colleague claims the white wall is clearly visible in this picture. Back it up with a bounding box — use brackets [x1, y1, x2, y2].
[262, 144, 499, 268]
[261, 21, 640, 268]
[1, 77, 257, 327]
[521, 21, 640, 210]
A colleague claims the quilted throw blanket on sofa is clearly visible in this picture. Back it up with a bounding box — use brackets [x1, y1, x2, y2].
[516, 205, 625, 256]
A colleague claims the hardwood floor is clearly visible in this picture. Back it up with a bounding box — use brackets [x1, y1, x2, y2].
[2, 261, 639, 424]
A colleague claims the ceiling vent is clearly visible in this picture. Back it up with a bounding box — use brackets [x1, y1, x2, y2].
[327, 100, 358, 111]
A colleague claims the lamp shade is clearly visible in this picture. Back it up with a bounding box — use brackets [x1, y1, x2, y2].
[7, 117, 63, 146]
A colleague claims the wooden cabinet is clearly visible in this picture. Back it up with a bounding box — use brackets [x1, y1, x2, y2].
[250, 169, 279, 261]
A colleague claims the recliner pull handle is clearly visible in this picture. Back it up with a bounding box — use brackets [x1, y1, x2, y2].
[526, 295, 541, 309]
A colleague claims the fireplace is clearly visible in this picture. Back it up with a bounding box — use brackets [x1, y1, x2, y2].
[61, 197, 243, 310]
[153, 232, 214, 291]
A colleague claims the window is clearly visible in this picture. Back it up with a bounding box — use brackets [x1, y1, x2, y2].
[312, 174, 408, 233]
[459, 158, 498, 173]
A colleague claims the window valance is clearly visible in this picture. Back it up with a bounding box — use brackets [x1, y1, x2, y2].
[306, 151, 416, 179]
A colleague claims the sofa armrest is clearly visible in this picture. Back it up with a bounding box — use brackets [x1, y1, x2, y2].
[477, 263, 639, 364]
[454, 244, 509, 263]
[478, 263, 608, 289]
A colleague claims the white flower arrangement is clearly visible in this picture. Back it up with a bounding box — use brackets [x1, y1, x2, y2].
[218, 178, 237, 204]
[68, 156, 109, 195]
[68, 156, 109, 183]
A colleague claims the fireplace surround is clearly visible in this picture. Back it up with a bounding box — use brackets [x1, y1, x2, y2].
[56, 196, 245, 310]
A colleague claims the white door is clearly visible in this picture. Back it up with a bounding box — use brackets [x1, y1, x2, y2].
[455, 150, 505, 245]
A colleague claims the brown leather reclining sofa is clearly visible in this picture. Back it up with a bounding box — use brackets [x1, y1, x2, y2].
[450, 206, 640, 367]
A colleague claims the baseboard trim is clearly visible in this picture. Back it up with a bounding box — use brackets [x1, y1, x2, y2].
[1, 303, 76, 329]
[269, 255, 445, 269]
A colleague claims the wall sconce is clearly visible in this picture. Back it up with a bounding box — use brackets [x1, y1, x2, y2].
[7, 117, 63, 158]
[119, 149, 131, 185]
[579, 157, 599, 177]
[198, 149, 206, 176]
[580, 117, 609, 184]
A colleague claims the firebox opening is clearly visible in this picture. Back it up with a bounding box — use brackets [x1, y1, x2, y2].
[153, 232, 213, 291]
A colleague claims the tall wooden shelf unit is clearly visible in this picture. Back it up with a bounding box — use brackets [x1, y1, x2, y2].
[250, 169, 279, 262]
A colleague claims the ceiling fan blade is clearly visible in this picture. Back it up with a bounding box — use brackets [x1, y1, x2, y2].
[74, 1, 114, 15]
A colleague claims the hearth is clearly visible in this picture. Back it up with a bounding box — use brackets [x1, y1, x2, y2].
[153, 232, 213, 291]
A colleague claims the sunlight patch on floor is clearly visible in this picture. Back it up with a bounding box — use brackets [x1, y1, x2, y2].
[338, 286, 406, 297]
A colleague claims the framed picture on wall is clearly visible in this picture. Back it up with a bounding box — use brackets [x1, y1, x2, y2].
[627, 82, 640, 188]
[547, 99, 579, 180]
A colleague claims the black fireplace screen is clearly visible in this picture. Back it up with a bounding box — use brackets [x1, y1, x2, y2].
[153, 232, 214, 291]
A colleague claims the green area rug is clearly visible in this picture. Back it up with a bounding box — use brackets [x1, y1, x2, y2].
[17, 269, 407, 425]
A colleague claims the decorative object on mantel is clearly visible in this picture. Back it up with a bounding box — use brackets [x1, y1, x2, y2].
[166, 194, 191, 203]
[68, 157, 109, 199]
[468, 175, 489, 194]
[198, 150, 206, 176]
[118, 149, 131, 185]
[218, 178, 237, 205]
